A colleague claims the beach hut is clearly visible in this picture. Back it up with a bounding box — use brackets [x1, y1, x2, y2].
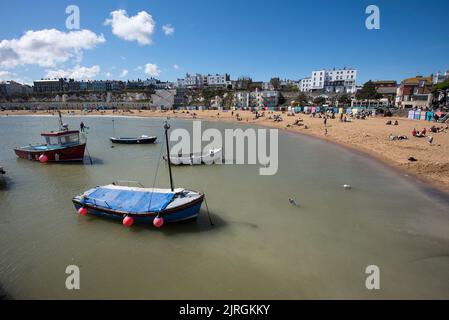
[311, 107, 316, 114]
[420, 112, 427, 121]
[426, 111, 434, 121]
[408, 110, 415, 120]
[414, 111, 421, 120]
[316, 107, 320, 113]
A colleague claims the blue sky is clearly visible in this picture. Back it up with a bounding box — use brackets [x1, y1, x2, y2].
[0, 0, 448, 85]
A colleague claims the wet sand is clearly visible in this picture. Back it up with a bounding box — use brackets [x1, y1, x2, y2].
[2, 108, 449, 194]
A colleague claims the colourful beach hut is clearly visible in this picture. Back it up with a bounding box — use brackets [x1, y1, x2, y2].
[408, 110, 415, 120]
[414, 111, 421, 120]
[426, 111, 434, 121]
[420, 112, 427, 120]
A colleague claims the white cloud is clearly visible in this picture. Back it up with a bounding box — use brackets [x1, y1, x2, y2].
[45, 65, 101, 80]
[0, 29, 105, 69]
[105, 10, 155, 45]
[173, 64, 180, 70]
[144, 63, 161, 77]
[162, 24, 175, 36]
[120, 69, 129, 78]
[105, 72, 112, 78]
[0, 70, 16, 81]
[0, 70, 33, 85]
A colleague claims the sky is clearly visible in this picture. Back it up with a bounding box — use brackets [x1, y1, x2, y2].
[0, 0, 448, 85]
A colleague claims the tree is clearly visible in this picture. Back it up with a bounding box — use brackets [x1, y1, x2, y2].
[297, 92, 309, 106]
[432, 79, 449, 109]
[278, 93, 286, 106]
[338, 94, 352, 106]
[270, 77, 281, 90]
[283, 84, 299, 92]
[314, 96, 326, 105]
[356, 81, 382, 100]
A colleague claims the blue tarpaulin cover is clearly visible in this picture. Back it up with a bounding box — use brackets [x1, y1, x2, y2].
[82, 187, 176, 213]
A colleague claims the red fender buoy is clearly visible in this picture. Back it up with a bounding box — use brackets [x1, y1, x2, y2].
[123, 216, 134, 227]
[78, 207, 88, 216]
[39, 154, 48, 163]
[153, 216, 164, 228]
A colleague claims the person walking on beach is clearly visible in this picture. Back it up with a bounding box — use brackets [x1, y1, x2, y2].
[80, 121, 85, 132]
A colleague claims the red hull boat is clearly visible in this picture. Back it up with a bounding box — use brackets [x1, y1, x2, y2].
[14, 141, 86, 162]
[14, 112, 87, 162]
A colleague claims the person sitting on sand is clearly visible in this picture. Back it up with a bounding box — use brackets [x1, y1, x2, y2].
[394, 120, 399, 126]
[386, 120, 392, 125]
[412, 128, 417, 137]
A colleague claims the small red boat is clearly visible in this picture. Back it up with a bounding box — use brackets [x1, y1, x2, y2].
[14, 112, 86, 162]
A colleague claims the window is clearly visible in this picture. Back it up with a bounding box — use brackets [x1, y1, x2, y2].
[45, 136, 60, 145]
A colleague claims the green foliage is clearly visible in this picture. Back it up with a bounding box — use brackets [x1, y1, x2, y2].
[313, 96, 326, 105]
[270, 77, 281, 90]
[282, 84, 299, 92]
[434, 79, 449, 91]
[356, 81, 382, 100]
[297, 92, 309, 105]
[338, 94, 352, 105]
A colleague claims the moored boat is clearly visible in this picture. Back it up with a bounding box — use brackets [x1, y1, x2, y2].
[110, 135, 157, 144]
[14, 111, 86, 162]
[163, 148, 222, 165]
[0, 166, 5, 174]
[73, 122, 205, 228]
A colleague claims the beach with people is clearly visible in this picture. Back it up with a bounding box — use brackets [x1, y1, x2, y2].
[2, 107, 448, 194]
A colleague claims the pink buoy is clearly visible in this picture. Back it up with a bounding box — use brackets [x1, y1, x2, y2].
[153, 216, 164, 228]
[78, 207, 88, 216]
[39, 154, 48, 163]
[123, 216, 134, 227]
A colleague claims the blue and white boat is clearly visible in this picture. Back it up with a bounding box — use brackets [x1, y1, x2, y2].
[72, 122, 205, 228]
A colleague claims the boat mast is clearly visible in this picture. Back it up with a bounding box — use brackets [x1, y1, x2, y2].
[58, 110, 64, 131]
[164, 121, 175, 192]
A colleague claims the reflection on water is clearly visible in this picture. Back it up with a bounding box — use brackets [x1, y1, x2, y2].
[0, 115, 449, 299]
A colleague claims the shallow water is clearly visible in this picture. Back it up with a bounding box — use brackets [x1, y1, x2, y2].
[0, 115, 448, 299]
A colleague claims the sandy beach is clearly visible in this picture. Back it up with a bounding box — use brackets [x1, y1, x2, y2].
[2, 108, 448, 194]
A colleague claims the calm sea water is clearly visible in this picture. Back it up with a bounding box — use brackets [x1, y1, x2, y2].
[0, 115, 449, 299]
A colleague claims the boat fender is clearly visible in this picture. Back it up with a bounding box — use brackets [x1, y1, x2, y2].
[153, 216, 164, 228]
[39, 154, 48, 163]
[123, 216, 134, 227]
[78, 207, 88, 216]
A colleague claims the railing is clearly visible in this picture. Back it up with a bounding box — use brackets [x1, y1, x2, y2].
[113, 180, 145, 188]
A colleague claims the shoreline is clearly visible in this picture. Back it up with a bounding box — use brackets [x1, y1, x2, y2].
[2, 109, 448, 196]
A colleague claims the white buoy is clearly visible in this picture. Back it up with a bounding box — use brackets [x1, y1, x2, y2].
[343, 184, 352, 189]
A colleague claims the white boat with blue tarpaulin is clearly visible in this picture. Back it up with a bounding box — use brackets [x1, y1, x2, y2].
[72, 122, 205, 228]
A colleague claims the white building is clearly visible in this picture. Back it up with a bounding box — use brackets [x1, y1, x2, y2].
[234, 91, 250, 108]
[177, 73, 231, 89]
[302, 68, 357, 93]
[251, 89, 279, 109]
[176, 73, 204, 89]
[206, 74, 231, 88]
[433, 70, 449, 84]
[299, 77, 312, 92]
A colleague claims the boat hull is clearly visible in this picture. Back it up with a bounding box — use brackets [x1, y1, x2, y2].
[14, 143, 86, 162]
[110, 137, 157, 144]
[72, 195, 204, 224]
